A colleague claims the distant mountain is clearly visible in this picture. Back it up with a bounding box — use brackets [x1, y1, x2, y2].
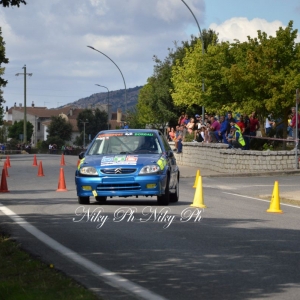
[66, 86, 143, 113]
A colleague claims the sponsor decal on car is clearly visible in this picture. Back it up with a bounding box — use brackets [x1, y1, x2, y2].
[134, 133, 154, 136]
[157, 157, 167, 170]
[101, 155, 138, 166]
[77, 158, 85, 170]
[96, 133, 123, 139]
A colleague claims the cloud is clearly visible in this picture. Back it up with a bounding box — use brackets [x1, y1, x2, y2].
[210, 17, 285, 43]
[2, 1, 293, 110]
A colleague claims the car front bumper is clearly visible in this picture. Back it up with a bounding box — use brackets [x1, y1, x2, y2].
[75, 174, 167, 198]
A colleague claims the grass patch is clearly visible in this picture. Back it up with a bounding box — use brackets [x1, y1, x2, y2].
[0, 233, 101, 300]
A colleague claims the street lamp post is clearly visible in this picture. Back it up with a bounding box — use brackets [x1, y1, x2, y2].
[181, 0, 205, 123]
[87, 46, 127, 119]
[95, 84, 110, 129]
[80, 119, 89, 149]
[15, 65, 33, 144]
[296, 89, 299, 169]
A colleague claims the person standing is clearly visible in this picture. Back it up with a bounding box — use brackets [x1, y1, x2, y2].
[290, 107, 300, 143]
[265, 113, 275, 135]
[243, 113, 251, 150]
[225, 112, 236, 144]
[236, 115, 245, 134]
[249, 111, 260, 137]
[216, 115, 228, 143]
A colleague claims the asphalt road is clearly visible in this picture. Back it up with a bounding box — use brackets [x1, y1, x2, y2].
[0, 154, 300, 300]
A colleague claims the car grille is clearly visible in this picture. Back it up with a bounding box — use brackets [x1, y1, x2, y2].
[100, 168, 137, 174]
[96, 183, 141, 191]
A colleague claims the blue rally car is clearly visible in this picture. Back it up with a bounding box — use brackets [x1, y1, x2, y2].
[75, 129, 180, 205]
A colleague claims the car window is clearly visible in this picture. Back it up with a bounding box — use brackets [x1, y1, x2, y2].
[159, 131, 171, 151]
[86, 132, 163, 155]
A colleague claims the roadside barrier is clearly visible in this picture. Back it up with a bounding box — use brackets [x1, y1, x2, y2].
[32, 154, 38, 166]
[191, 175, 207, 208]
[0, 168, 9, 192]
[6, 156, 11, 168]
[37, 161, 45, 177]
[60, 154, 66, 166]
[267, 181, 283, 213]
[56, 168, 67, 192]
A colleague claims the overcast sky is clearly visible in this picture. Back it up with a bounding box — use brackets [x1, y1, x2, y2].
[1, 0, 300, 111]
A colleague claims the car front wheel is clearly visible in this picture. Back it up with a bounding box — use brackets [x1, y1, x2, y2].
[170, 176, 179, 203]
[157, 176, 170, 206]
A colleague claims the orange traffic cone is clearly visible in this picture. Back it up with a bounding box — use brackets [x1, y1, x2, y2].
[33, 154, 38, 166]
[6, 156, 11, 168]
[0, 168, 9, 192]
[193, 169, 201, 188]
[266, 181, 283, 213]
[60, 154, 66, 166]
[4, 162, 9, 177]
[77, 159, 80, 167]
[56, 168, 67, 191]
[37, 161, 45, 177]
[191, 176, 207, 208]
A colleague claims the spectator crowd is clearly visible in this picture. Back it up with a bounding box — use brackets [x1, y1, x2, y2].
[168, 108, 300, 153]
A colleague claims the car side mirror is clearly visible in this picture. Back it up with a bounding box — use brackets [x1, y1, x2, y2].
[167, 151, 174, 158]
[79, 152, 85, 159]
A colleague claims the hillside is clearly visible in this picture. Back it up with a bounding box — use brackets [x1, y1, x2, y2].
[66, 86, 143, 112]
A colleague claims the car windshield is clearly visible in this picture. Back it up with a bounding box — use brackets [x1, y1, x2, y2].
[87, 132, 163, 155]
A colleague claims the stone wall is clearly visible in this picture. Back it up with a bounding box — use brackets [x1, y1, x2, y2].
[172, 142, 300, 173]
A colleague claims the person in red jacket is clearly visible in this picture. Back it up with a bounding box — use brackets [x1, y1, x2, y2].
[249, 111, 260, 137]
[290, 107, 300, 140]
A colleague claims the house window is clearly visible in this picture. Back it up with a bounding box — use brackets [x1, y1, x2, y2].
[37, 121, 40, 131]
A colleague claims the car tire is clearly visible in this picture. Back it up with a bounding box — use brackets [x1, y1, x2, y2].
[78, 196, 90, 204]
[170, 176, 179, 203]
[157, 176, 170, 206]
[95, 196, 107, 203]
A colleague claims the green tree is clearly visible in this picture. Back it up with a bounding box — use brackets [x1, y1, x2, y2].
[0, 0, 26, 7]
[225, 21, 300, 135]
[47, 116, 73, 141]
[8, 120, 33, 142]
[0, 28, 9, 125]
[139, 30, 219, 129]
[172, 39, 235, 114]
[126, 107, 145, 129]
[172, 21, 300, 135]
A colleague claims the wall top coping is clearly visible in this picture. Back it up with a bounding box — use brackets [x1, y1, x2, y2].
[171, 141, 300, 155]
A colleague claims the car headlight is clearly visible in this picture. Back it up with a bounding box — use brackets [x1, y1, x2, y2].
[80, 167, 98, 175]
[139, 165, 160, 175]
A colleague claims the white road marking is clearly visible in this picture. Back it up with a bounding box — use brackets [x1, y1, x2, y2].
[223, 192, 300, 209]
[0, 203, 167, 300]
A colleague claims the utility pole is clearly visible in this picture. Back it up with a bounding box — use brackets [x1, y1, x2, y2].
[16, 65, 33, 144]
[296, 88, 299, 169]
[80, 119, 89, 149]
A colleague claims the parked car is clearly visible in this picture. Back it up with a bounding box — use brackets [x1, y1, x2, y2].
[75, 129, 179, 205]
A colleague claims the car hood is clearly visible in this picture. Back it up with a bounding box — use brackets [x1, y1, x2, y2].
[81, 154, 163, 169]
